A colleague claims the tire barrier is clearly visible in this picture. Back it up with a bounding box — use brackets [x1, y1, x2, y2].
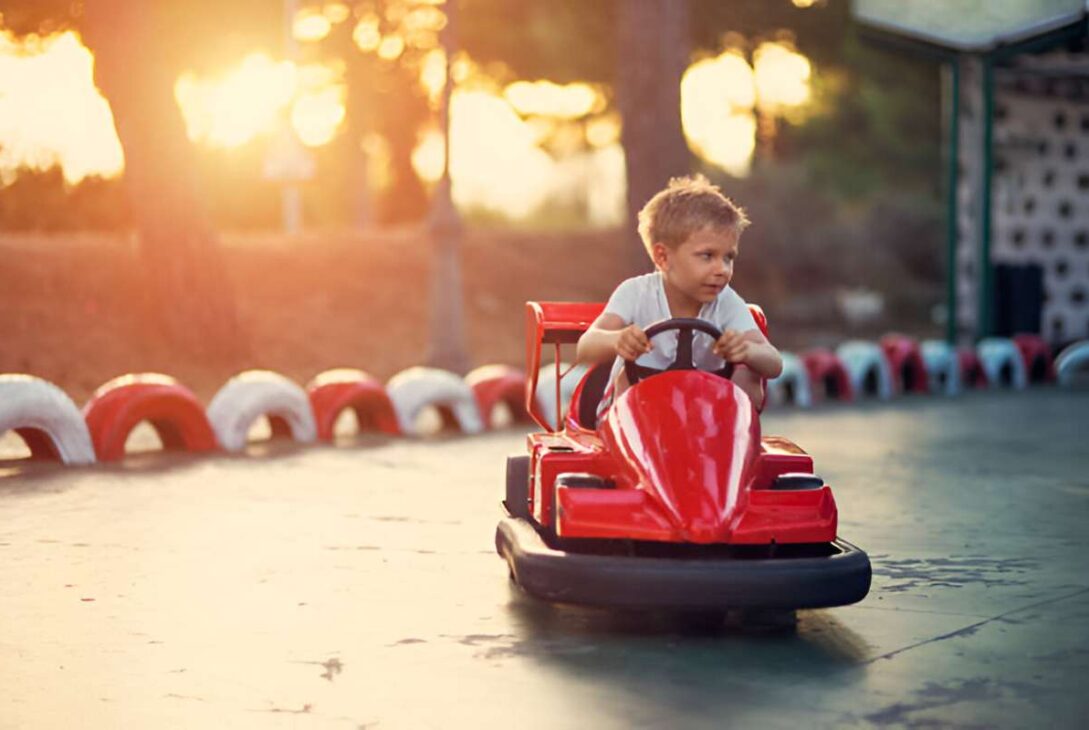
[82, 373, 217, 462]
[535, 362, 590, 429]
[1012, 334, 1056, 384]
[920, 341, 961, 396]
[767, 352, 813, 408]
[207, 370, 317, 452]
[800, 349, 853, 402]
[957, 347, 989, 389]
[977, 338, 1028, 390]
[880, 334, 930, 395]
[1055, 340, 1089, 387]
[0, 374, 96, 465]
[835, 341, 894, 400]
[465, 365, 529, 430]
[386, 367, 484, 436]
[306, 369, 400, 441]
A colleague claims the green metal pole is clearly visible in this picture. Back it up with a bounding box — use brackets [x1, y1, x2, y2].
[945, 57, 960, 345]
[979, 56, 994, 339]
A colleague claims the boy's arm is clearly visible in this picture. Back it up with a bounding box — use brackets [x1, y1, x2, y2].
[713, 329, 783, 379]
[576, 313, 651, 364]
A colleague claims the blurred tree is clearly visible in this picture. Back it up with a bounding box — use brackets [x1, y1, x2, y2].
[616, 0, 692, 274]
[1, 0, 279, 358]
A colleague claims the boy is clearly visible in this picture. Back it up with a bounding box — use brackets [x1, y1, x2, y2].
[576, 175, 782, 411]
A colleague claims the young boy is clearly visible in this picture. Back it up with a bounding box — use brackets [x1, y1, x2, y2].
[576, 175, 782, 411]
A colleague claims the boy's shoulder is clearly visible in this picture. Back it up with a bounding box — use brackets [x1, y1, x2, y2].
[612, 272, 660, 294]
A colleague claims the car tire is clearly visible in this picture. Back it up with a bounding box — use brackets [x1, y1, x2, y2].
[505, 455, 530, 519]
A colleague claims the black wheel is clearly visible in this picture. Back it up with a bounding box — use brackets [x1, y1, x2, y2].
[504, 455, 530, 519]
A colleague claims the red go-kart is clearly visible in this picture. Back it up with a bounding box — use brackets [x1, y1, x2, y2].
[495, 301, 871, 611]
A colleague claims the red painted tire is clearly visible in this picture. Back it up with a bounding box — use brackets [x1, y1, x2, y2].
[1012, 334, 1056, 383]
[800, 349, 853, 402]
[306, 369, 400, 441]
[880, 334, 930, 394]
[82, 374, 216, 462]
[957, 347, 989, 389]
[465, 365, 529, 429]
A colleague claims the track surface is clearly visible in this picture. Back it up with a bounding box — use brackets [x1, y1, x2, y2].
[2, 389, 1087, 728]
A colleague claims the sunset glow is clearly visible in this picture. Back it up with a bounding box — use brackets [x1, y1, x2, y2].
[503, 81, 603, 120]
[0, 26, 813, 220]
[0, 30, 123, 184]
[681, 42, 811, 175]
[175, 54, 297, 148]
[174, 54, 346, 149]
[754, 41, 812, 110]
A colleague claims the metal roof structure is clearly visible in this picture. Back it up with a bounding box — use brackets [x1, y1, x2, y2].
[852, 0, 1087, 52]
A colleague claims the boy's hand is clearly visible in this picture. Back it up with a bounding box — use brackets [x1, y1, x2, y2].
[615, 325, 652, 361]
[713, 329, 750, 363]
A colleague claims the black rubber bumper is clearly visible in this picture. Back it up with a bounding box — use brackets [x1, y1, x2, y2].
[495, 517, 871, 610]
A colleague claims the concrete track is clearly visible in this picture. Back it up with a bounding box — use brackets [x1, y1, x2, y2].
[1, 388, 1087, 728]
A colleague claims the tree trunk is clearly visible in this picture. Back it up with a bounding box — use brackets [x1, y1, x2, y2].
[82, 0, 245, 363]
[616, 0, 692, 274]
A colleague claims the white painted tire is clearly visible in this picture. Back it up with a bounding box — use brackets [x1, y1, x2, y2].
[0, 374, 95, 465]
[532, 362, 590, 430]
[835, 341, 894, 400]
[977, 338, 1028, 390]
[207, 370, 317, 452]
[921, 340, 961, 396]
[386, 367, 484, 436]
[767, 352, 812, 408]
[1054, 340, 1089, 387]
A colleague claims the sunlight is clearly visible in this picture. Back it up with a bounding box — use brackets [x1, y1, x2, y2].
[681, 51, 757, 176]
[415, 89, 561, 218]
[175, 53, 297, 148]
[352, 15, 382, 52]
[175, 54, 345, 150]
[419, 48, 447, 105]
[412, 88, 625, 224]
[294, 10, 333, 42]
[753, 41, 812, 110]
[0, 29, 123, 184]
[0, 20, 813, 223]
[503, 81, 602, 120]
[323, 2, 352, 23]
[681, 44, 811, 175]
[292, 87, 346, 146]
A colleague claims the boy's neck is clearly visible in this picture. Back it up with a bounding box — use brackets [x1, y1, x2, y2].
[660, 275, 702, 318]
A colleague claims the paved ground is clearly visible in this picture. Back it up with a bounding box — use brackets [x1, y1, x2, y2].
[1, 388, 1087, 728]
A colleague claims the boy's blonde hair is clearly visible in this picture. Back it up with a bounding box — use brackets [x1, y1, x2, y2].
[637, 175, 750, 256]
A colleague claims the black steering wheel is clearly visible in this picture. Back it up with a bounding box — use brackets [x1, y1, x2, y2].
[624, 317, 735, 385]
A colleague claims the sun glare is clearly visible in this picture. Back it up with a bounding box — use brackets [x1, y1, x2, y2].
[352, 15, 382, 52]
[0, 29, 123, 184]
[681, 51, 757, 176]
[503, 81, 602, 120]
[175, 54, 346, 149]
[294, 10, 333, 42]
[175, 53, 297, 148]
[681, 43, 811, 175]
[753, 41, 812, 110]
[292, 87, 347, 147]
[0, 19, 813, 224]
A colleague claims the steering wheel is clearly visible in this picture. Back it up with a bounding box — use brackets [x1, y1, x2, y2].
[623, 317, 735, 385]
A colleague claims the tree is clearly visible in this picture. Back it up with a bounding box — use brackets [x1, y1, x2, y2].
[616, 0, 693, 274]
[3, 0, 278, 359]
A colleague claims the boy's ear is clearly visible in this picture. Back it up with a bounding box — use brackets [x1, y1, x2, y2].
[651, 242, 670, 270]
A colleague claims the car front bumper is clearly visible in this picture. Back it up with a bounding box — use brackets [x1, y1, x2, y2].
[495, 516, 871, 610]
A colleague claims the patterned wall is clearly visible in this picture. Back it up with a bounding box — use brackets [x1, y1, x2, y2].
[956, 50, 1089, 344]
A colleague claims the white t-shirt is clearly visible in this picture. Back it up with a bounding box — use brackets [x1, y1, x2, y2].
[603, 272, 758, 386]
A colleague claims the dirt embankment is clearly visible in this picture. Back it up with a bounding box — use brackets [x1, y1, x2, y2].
[0, 228, 631, 403]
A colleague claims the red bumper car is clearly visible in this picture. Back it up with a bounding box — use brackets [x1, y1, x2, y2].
[495, 302, 871, 611]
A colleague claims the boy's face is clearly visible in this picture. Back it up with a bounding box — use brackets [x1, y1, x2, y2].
[653, 226, 740, 305]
